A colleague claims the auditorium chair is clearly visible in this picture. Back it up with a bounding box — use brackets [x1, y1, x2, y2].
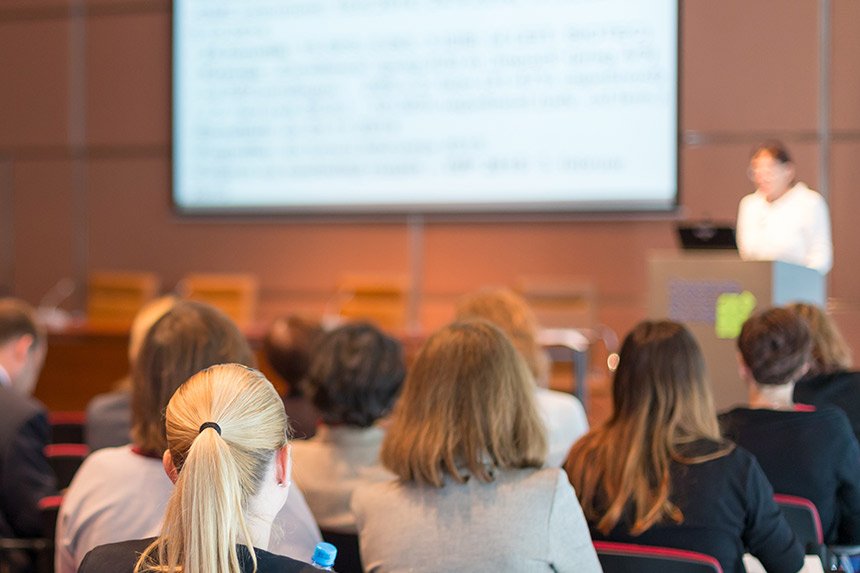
[593, 541, 723, 573]
[774, 493, 857, 572]
[320, 529, 362, 573]
[334, 274, 409, 332]
[48, 411, 86, 444]
[87, 270, 160, 329]
[177, 273, 259, 329]
[44, 443, 89, 490]
[0, 496, 62, 573]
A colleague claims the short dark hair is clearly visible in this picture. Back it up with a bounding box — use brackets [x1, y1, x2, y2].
[131, 300, 256, 452]
[263, 315, 323, 397]
[752, 140, 792, 164]
[0, 298, 43, 348]
[738, 307, 811, 386]
[303, 322, 404, 427]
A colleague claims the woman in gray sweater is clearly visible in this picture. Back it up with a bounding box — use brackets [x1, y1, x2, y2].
[352, 319, 601, 573]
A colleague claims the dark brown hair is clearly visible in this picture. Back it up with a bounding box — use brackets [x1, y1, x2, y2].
[303, 322, 404, 427]
[131, 300, 256, 453]
[263, 315, 323, 397]
[0, 298, 43, 348]
[565, 320, 731, 535]
[738, 307, 812, 387]
[751, 140, 792, 164]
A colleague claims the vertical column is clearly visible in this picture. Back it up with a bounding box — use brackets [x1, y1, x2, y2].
[0, 156, 13, 296]
[818, 0, 831, 201]
[407, 214, 424, 333]
[69, 0, 88, 310]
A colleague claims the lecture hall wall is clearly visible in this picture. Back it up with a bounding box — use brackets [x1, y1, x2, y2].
[2, 1, 860, 356]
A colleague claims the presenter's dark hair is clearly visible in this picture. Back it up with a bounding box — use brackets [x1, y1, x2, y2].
[737, 307, 812, 387]
[303, 322, 404, 428]
[751, 140, 792, 164]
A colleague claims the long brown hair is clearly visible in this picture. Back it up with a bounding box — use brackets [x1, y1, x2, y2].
[381, 320, 546, 487]
[788, 302, 852, 375]
[564, 320, 731, 535]
[131, 300, 256, 453]
[454, 287, 549, 384]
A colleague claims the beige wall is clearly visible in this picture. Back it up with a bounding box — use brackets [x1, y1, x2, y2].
[2, 0, 859, 355]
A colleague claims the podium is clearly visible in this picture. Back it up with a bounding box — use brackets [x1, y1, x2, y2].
[648, 252, 826, 410]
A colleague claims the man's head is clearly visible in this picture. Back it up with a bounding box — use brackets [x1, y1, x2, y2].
[0, 298, 46, 395]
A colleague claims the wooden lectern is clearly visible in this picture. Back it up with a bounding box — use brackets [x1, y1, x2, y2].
[648, 252, 825, 410]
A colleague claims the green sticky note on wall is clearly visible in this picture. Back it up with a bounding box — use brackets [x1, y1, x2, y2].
[715, 291, 757, 339]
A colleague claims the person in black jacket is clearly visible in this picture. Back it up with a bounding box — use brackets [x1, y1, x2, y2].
[565, 320, 803, 573]
[79, 364, 318, 573]
[790, 302, 860, 443]
[721, 306, 860, 546]
[0, 298, 56, 540]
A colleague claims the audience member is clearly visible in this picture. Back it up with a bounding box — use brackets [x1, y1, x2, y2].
[790, 302, 860, 442]
[720, 307, 860, 545]
[291, 322, 403, 534]
[0, 298, 56, 543]
[455, 287, 588, 467]
[263, 315, 323, 439]
[56, 301, 321, 573]
[565, 320, 803, 573]
[78, 363, 318, 573]
[85, 296, 177, 451]
[353, 320, 601, 572]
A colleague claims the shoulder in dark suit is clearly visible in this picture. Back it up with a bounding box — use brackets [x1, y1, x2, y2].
[0, 384, 57, 538]
[79, 537, 321, 573]
[794, 370, 860, 443]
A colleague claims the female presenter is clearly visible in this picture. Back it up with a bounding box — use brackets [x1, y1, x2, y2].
[736, 141, 832, 274]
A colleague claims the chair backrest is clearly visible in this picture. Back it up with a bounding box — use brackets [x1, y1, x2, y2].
[320, 529, 363, 573]
[44, 444, 89, 490]
[0, 496, 61, 573]
[177, 273, 258, 329]
[774, 494, 824, 553]
[87, 271, 160, 329]
[335, 274, 409, 332]
[48, 411, 86, 444]
[517, 276, 597, 330]
[38, 495, 63, 541]
[594, 541, 723, 573]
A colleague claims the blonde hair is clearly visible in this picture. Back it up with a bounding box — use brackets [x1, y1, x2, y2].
[128, 296, 177, 366]
[381, 320, 546, 487]
[565, 321, 732, 535]
[788, 303, 853, 375]
[134, 364, 288, 573]
[455, 287, 549, 384]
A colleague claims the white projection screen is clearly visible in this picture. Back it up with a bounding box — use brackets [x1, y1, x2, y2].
[172, 0, 679, 215]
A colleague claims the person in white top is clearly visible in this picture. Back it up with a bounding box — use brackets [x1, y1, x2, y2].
[55, 301, 321, 573]
[291, 322, 404, 534]
[455, 288, 589, 467]
[736, 141, 832, 274]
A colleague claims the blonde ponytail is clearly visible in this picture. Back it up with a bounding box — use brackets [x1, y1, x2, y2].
[134, 364, 288, 573]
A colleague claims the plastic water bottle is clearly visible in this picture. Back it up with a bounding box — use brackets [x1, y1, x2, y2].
[311, 542, 337, 571]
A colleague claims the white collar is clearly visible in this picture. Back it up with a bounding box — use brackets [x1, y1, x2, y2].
[0, 364, 10, 388]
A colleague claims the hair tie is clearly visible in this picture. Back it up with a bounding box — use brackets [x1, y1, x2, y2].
[199, 421, 222, 435]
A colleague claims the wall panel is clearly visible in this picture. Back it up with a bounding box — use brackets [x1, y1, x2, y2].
[681, 0, 819, 133]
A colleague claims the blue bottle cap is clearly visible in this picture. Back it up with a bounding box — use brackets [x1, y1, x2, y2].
[312, 542, 337, 568]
